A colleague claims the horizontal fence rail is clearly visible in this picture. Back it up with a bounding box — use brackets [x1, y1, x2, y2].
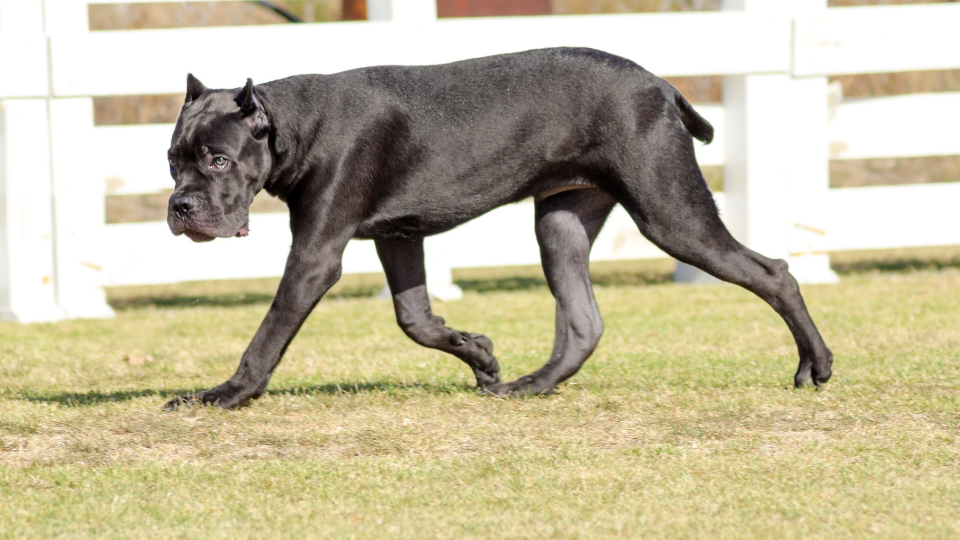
[825, 183, 960, 252]
[50, 12, 792, 97]
[793, 3, 960, 77]
[827, 92, 960, 161]
[1, 0, 958, 321]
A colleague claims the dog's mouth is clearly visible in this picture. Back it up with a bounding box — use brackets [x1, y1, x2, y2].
[168, 201, 249, 242]
[171, 216, 249, 243]
[183, 229, 216, 242]
[180, 224, 248, 242]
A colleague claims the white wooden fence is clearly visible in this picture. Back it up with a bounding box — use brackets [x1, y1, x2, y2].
[0, 0, 958, 321]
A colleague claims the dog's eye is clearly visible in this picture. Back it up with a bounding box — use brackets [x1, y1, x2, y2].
[212, 156, 228, 170]
[168, 158, 177, 174]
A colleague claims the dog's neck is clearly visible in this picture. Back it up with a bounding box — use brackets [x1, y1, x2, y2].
[254, 80, 330, 203]
[254, 85, 300, 202]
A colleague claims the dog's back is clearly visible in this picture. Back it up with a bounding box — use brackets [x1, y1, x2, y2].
[261, 48, 713, 239]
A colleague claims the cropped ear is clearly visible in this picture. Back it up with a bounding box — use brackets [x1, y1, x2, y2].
[185, 73, 207, 103]
[235, 78, 270, 139]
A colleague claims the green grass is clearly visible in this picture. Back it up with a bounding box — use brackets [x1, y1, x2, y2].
[2, 257, 960, 538]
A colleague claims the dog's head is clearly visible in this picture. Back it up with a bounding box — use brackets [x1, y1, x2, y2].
[166, 75, 272, 242]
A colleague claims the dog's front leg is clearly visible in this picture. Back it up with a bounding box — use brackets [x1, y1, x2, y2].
[165, 230, 352, 410]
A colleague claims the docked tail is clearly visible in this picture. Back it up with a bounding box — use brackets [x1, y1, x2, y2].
[674, 92, 714, 144]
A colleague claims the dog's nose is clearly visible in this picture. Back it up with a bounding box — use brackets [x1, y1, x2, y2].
[170, 194, 198, 215]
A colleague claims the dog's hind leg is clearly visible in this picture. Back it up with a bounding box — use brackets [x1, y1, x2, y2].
[612, 127, 833, 387]
[484, 188, 616, 396]
[376, 238, 501, 387]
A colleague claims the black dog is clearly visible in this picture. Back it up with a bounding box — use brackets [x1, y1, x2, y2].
[164, 47, 832, 409]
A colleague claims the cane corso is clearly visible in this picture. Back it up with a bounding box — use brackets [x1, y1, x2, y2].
[164, 47, 833, 409]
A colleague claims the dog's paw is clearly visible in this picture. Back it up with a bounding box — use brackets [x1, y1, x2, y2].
[474, 366, 501, 388]
[454, 332, 501, 388]
[794, 350, 833, 388]
[481, 375, 554, 398]
[162, 387, 252, 411]
[813, 350, 834, 386]
[163, 394, 202, 411]
[811, 364, 832, 387]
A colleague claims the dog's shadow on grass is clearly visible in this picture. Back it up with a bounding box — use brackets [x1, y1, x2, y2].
[265, 381, 474, 398]
[109, 293, 278, 310]
[16, 388, 203, 406]
[14, 381, 472, 407]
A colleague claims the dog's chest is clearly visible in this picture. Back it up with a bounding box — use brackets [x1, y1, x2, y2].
[354, 212, 461, 240]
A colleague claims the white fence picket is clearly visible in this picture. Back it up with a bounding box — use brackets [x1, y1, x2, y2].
[0, 36, 48, 98]
[0, 0, 48, 99]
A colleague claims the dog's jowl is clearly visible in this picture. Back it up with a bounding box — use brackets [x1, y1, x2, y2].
[164, 47, 832, 409]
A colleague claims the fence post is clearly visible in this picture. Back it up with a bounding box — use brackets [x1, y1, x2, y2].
[784, 0, 838, 283]
[44, 0, 115, 318]
[720, 69, 793, 259]
[368, 0, 462, 301]
[367, 0, 437, 23]
[677, 0, 837, 285]
[0, 0, 64, 322]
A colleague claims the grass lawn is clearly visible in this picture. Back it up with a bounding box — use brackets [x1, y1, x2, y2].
[1, 255, 959, 538]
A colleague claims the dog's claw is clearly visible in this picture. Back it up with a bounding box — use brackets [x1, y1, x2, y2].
[163, 386, 251, 410]
[163, 395, 199, 411]
[482, 376, 554, 397]
[474, 367, 500, 388]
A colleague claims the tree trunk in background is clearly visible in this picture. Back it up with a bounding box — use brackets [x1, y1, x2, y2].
[345, 0, 552, 18]
[437, 0, 552, 17]
[343, 0, 367, 20]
